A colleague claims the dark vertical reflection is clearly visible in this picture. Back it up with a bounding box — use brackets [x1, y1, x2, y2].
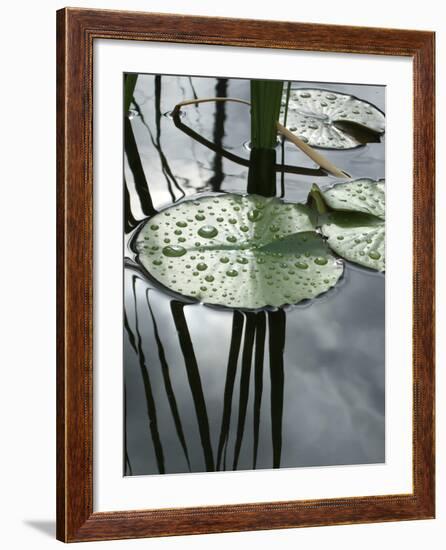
[124, 73, 138, 112]
[216, 311, 244, 470]
[131, 276, 165, 473]
[268, 310, 286, 469]
[123, 382, 133, 476]
[124, 309, 137, 476]
[188, 76, 199, 100]
[253, 312, 266, 469]
[124, 308, 137, 354]
[146, 291, 191, 470]
[208, 78, 228, 191]
[132, 95, 188, 202]
[170, 302, 215, 471]
[154, 76, 186, 201]
[232, 312, 257, 470]
[124, 178, 138, 233]
[124, 116, 156, 217]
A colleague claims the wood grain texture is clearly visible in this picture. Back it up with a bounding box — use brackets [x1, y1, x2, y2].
[56, 7, 435, 542]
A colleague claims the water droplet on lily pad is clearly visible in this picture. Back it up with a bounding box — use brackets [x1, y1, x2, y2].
[248, 209, 262, 222]
[314, 257, 328, 266]
[197, 225, 218, 238]
[162, 245, 186, 257]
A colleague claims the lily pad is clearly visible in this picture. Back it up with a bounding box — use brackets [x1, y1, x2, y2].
[134, 193, 343, 309]
[281, 88, 385, 149]
[320, 179, 385, 271]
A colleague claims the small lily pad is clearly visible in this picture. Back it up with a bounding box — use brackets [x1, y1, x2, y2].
[281, 88, 385, 149]
[320, 179, 385, 271]
[134, 193, 343, 309]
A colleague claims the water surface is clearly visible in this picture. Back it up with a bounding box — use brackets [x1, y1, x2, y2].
[124, 75, 385, 476]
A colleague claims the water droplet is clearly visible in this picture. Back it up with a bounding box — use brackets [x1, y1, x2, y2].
[325, 93, 337, 100]
[196, 262, 208, 271]
[205, 275, 215, 282]
[176, 220, 187, 228]
[269, 225, 279, 233]
[198, 225, 218, 238]
[240, 225, 249, 232]
[153, 259, 162, 266]
[368, 250, 381, 260]
[162, 245, 186, 257]
[226, 235, 237, 243]
[248, 209, 261, 222]
[200, 286, 208, 292]
[228, 218, 237, 224]
[308, 123, 319, 130]
[336, 235, 344, 240]
[226, 269, 238, 277]
[174, 229, 182, 235]
[150, 224, 159, 231]
[195, 214, 205, 221]
[237, 257, 248, 264]
[314, 257, 328, 266]
[295, 261, 309, 269]
[220, 256, 230, 263]
[300, 92, 311, 98]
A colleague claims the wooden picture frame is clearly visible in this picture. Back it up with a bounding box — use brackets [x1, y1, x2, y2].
[56, 7, 435, 542]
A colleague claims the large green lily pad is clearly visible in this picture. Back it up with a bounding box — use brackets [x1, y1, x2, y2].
[134, 193, 343, 309]
[320, 179, 385, 272]
[281, 88, 385, 149]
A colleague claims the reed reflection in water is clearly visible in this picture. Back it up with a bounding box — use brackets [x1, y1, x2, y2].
[123, 74, 385, 476]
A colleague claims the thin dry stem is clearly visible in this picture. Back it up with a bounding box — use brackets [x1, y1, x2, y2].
[276, 123, 349, 179]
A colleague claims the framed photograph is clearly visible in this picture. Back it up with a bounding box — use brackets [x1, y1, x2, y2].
[56, 7, 435, 542]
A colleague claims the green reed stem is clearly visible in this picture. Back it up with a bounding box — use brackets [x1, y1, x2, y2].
[250, 79, 284, 149]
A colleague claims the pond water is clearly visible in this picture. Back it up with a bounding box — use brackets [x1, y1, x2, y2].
[124, 75, 385, 476]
